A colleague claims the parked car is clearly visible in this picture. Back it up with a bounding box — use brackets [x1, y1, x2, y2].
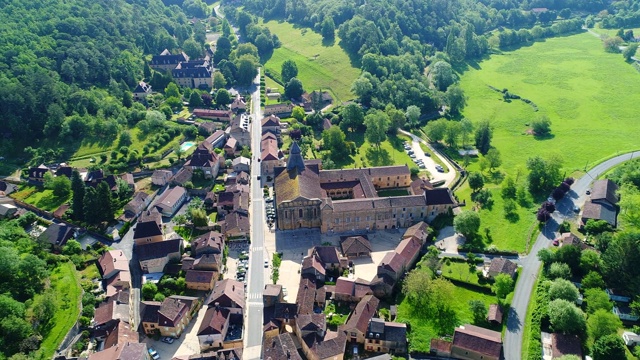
[264, 260, 269, 268]
[148, 348, 160, 360]
[162, 337, 175, 344]
[436, 165, 444, 173]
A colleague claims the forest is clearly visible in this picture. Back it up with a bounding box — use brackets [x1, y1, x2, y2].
[0, 0, 209, 163]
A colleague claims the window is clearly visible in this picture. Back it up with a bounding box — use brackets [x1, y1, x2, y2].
[335, 218, 339, 224]
[366, 216, 371, 221]
[285, 211, 288, 219]
[351, 332, 357, 337]
[346, 217, 351, 223]
[299, 209, 303, 218]
[403, 208, 406, 211]
[393, 214, 396, 218]
[355, 217, 360, 222]
[375, 334, 380, 339]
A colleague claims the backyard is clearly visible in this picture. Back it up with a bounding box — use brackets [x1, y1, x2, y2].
[262, 20, 360, 104]
[12, 186, 70, 212]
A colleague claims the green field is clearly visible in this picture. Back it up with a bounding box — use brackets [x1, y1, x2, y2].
[459, 32, 640, 174]
[452, 32, 640, 252]
[38, 262, 81, 358]
[262, 20, 360, 103]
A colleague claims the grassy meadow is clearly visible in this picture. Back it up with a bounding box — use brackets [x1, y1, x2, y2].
[449, 32, 640, 252]
[459, 32, 640, 173]
[262, 20, 360, 103]
[37, 262, 81, 359]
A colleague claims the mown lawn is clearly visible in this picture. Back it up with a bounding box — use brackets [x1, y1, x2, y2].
[38, 261, 81, 359]
[452, 32, 640, 252]
[397, 281, 500, 353]
[262, 20, 360, 103]
[15, 186, 70, 212]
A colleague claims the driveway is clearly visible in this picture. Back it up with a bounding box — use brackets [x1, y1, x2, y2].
[434, 226, 465, 253]
[399, 129, 457, 187]
[503, 150, 640, 360]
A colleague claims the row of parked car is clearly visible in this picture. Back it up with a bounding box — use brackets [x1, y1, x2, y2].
[404, 142, 427, 169]
[265, 197, 275, 223]
[237, 251, 249, 283]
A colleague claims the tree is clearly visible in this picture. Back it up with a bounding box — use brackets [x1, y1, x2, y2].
[142, 282, 158, 301]
[386, 104, 406, 133]
[619, 184, 640, 228]
[603, 36, 623, 53]
[454, 211, 480, 238]
[364, 110, 391, 149]
[501, 177, 517, 199]
[71, 170, 86, 221]
[582, 271, 605, 290]
[0, 295, 25, 320]
[403, 270, 457, 334]
[548, 262, 572, 280]
[215, 89, 232, 106]
[537, 248, 555, 266]
[548, 299, 586, 334]
[183, 39, 203, 59]
[485, 148, 502, 171]
[555, 244, 581, 274]
[213, 72, 227, 89]
[340, 103, 365, 132]
[431, 61, 455, 91]
[469, 300, 487, 324]
[580, 250, 601, 274]
[531, 115, 552, 136]
[592, 334, 626, 360]
[548, 279, 579, 302]
[47, 176, 71, 198]
[527, 155, 563, 194]
[188, 91, 203, 107]
[165, 83, 180, 98]
[623, 43, 639, 61]
[281, 60, 298, 84]
[62, 239, 82, 255]
[492, 273, 515, 299]
[95, 181, 114, 224]
[285, 77, 304, 99]
[468, 172, 484, 192]
[291, 106, 306, 122]
[191, 208, 208, 227]
[445, 85, 466, 115]
[235, 54, 259, 86]
[351, 76, 374, 105]
[32, 291, 56, 326]
[321, 17, 335, 41]
[474, 120, 493, 155]
[405, 105, 421, 128]
[460, 118, 474, 146]
[322, 127, 349, 162]
[425, 119, 449, 143]
[173, 144, 185, 162]
[585, 288, 613, 314]
[444, 121, 461, 148]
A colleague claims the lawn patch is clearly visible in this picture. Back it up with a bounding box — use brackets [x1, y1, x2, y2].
[324, 301, 351, 330]
[17, 187, 71, 212]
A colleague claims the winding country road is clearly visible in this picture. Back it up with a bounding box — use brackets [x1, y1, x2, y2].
[504, 151, 640, 360]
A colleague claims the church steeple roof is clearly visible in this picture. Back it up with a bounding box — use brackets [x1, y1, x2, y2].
[286, 142, 305, 173]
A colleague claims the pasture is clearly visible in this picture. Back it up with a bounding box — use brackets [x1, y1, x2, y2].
[459, 32, 640, 174]
[451, 32, 640, 252]
[262, 20, 360, 103]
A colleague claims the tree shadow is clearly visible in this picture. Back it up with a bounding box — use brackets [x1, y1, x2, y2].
[337, 39, 362, 68]
[533, 133, 556, 141]
[505, 212, 520, 223]
[346, 131, 365, 147]
[322, 37, 336, 47]
[487, 170, 505, 184]
[366, 147, 392, 167]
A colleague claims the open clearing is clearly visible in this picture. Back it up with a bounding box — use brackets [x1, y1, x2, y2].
[451, 32, 640, 252]
[262, 20, 360, 103]
[459, 32, 640, 173]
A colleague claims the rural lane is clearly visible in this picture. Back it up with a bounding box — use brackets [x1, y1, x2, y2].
[504, 151, 640, 360]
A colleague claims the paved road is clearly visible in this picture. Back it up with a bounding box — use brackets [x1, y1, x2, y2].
[504, 151, 639, 360]
[243, 69, 266, 360]
[398, 129, 457, 187]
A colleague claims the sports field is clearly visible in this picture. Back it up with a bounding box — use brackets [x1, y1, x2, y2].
[262, 20, 360, 103]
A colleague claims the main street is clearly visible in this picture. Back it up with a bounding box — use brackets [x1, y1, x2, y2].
[504, 151, 638, 360]
[243, 68, 266, 360]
